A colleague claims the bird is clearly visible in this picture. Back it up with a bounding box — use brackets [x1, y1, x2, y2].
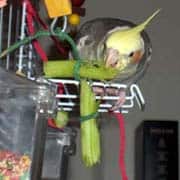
[74, 9, 160, 110]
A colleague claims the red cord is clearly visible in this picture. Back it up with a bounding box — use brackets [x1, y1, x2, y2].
[112, 112, 128, 180]
[26, 0, 48, 61]
[48, 118, 58, 128]
[25, 0, 68, 61]
[48, 118, 64, 130]
[28, 2, 68, 57]
[57, 83, 64, 94]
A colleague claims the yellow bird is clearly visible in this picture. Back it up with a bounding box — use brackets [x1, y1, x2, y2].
[75, 9, 160, 110]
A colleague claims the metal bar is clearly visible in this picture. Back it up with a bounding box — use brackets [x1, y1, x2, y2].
[0, 8, 4, 55]
[6, 4, 13, 69]
[17, 1, 27, 72]
[58, 101, 133, 109]
[56, 94, 133, 101]
[50, 79, 128, 89]
[130, 84, 145, 110]
[27, 44, 33, 78]
[58, 107, 128, 114]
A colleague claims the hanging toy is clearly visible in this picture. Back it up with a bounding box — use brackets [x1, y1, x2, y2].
[68, 13, 80, 26]
[68, 13, 81, 38]
[44, 0, 72, 18]
[70, 0, 86, 23]
[67, 0, 86, 37]
[0, 0, 7, 8]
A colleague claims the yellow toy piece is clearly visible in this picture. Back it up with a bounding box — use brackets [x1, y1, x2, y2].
[16, 70, 26, 77]
[68, 13, 80, 26]
[44, 0, 72, 18]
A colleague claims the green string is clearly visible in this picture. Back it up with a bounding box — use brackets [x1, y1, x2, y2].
[54, 28, 82, 80]
[80, 112, 99, 122]
[0, 31, 50, 58]
[0, 28, 82, 81]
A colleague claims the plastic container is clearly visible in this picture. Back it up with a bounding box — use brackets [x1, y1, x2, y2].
[0, 67, 57, 180]
[42, 128, 76, 180]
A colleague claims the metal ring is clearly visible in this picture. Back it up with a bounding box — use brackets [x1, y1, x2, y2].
[50, 16, 67, 35]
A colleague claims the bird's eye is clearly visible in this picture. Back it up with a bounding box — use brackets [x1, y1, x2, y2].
[131, 50, 143, 64]
[129, 52, 134, 57]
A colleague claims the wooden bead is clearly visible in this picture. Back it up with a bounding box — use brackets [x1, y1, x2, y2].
[68, 13, 80, 26]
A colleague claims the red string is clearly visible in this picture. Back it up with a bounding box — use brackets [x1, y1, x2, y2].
[26, 0, 68, 56]
[26, 0, 48, 61]
[48, 118, 64, 130]
[57, 83, 64, 94]
[48, 118, 58, 128]
[112, 112, 128, 180]
[25, 0, 68, 61]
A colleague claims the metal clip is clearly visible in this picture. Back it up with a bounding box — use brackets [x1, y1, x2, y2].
[130, 84, 145, 110]
[50, 16, 67, 35]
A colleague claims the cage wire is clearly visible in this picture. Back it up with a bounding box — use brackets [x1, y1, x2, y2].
[0, 1, 41, 78]
[0, 1, 145, 113]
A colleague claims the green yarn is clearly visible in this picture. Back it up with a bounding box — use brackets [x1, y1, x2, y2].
[80, 112, 99, 122]
[0, 28, 82, 81]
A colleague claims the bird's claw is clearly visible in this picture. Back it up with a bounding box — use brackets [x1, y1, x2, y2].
[92, 86, 126, 111]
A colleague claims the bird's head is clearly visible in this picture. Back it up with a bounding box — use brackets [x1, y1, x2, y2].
[103, 9, 160, 71]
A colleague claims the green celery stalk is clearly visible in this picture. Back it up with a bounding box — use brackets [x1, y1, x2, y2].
[43, 60, 119, 81]
[80, 79, 100, 167]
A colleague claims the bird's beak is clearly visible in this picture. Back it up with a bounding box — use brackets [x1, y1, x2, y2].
[105, 48, 120, 68]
